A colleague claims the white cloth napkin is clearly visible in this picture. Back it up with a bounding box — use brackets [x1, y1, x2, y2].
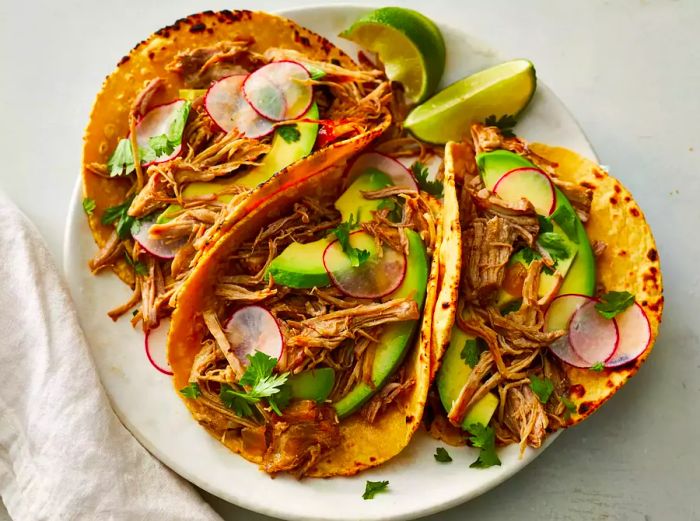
[0, 196, 223, 521]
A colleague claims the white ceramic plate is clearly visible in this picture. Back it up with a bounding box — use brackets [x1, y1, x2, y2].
[64, 5, 596, 521]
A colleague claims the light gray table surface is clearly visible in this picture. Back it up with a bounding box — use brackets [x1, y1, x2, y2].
[1, 1, 698, 520]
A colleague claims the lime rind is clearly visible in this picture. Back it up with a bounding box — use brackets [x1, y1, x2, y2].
[340, 7, 446, 103]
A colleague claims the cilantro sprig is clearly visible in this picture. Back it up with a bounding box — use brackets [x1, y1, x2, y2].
[220, 352, 290, 417]
[590, 361, 605, 372]
[595, 291, 635, 319]
[467, 424, 501, 469]
[529, 375, 554, 404]
[179, 382, 202, 399]
[101, 197, 136, 240]
[484, 114, 517, 137]
[362, 480, 389, 500]
[460, 338, 486, 368]
[106, 101, 191, 177]
[410, 161, 443, 198]
[331, 213, 370, 267]
[82, 197, 96, 215]
[277, 124, 301, 144]
[124, 251, 148, 276]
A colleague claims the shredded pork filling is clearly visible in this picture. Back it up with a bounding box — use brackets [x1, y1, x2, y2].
[90, 40, 392, 331]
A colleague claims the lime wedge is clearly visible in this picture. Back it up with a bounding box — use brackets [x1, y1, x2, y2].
[404, 59, 537, 144]
[340, 7, 445, 104]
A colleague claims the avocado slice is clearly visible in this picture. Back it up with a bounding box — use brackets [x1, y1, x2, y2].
[476, 150, 596, 300]
[234, 103, 319, 189]
[158, 103, 320, 223]
[333, 229, 429, 418]
[436, 326, 499, 429]
[287, 367, 335, 402]
[266, 169, 393, 288]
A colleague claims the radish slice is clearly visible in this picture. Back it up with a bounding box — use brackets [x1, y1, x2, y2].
[323, 231, 406, 299]
[224, 306, 283, 365]
[243, 61, 312, 121]
[605, 302, 651, 367]
[493, 167, 556, 215]
[545, 294, 591, 368]
[145, 318, 173, 376]
[135, 99, 188, 166]
[204, 75, 275, 138]
[569, 300, 619, 365]
[131, 218, 186, 260]
[345, 152, 418, 191]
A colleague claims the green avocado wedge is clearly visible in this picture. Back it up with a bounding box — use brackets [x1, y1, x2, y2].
[476, 150, 596, 302]
[333, 229, 429, 418]
[157, 103, 319, 223]
[404, 60, 536, 144]
[288, 367, 336, 402]
[266, 169, 392, 288]
[436, 326, 499, 430]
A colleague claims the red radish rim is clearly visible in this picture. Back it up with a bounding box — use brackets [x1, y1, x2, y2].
[133, 99, 188, 167]
[224, 305, 285, 364]
[132, 218, 186, 260]
[344, 151, 419, 191]
[322, 231, 407, 299]
[604, 302, 652, 368]
[204, 74, 275, 138]
[242, 61, 312, 122]
[544, 294, 594, 368]
[569, 299, 620, 364]
[493, 167, 557, 215]
[144, 323, 174, 376]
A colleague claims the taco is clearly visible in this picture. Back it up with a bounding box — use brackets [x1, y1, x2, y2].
[167, 141, 448, 476]
[428, 123, 662, 455]
[82, 10, 391, 330]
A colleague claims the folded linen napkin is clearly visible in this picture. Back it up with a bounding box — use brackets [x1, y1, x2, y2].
[0, 195, 222, 521]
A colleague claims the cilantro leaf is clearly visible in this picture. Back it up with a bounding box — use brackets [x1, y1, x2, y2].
[331, 213, 371, 267]
[520, 247, 541, 265]
[82, 197, 96, 215]
[101, 198, 136, 240]
[410, 161, 443, 198]
[591, 361, 605, 372]
[124, 251, 148, 276]
[227, 352, 291, 415]
[377, 198, 403, 222]
[595, 291, 635, 319]
[529, 375, 555, 404]
[538, 232, 571, 261]
[551, 204, 578, 242]
[362, 480, 389, 500]
[538, 215, 553, 234]
[220, 384, 254, 417]
[467, 423, 501, 469]
[148, 134, 173, 157]
[277, 124, 301, 144]
[484, 114, 517, 138]
[167, 101, 191, 143]
[460, 338, 485, 368]
[179, 382, 201, 399]
[500, 299, 522, 316]
[561, 395, 576, 414]
[434, 447, 453, 463]
[307, 65, 326, 80]
[107, 138, 136, 177]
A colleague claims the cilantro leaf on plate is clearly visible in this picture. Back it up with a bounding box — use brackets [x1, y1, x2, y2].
[411, 161, 443, 198]
[101, 197, 136, 240]
[595, 291, 635, 319]
[538, 231, 571, 261]
[107, 138, 136, 177]
[551, 204, 578, 242]
[434, 447, 453, 463]
[529, 375, 554, 404]
[362, 480, 389, 500]
[467, 423, 501, 469]
[124, 251, 148, 276]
